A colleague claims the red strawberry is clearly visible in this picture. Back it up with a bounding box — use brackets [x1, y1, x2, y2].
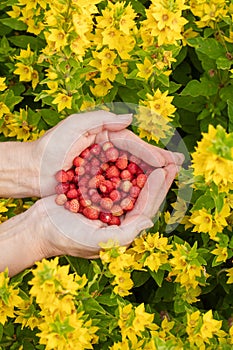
[99, 212, 113, 224]
[109, 189, 121, 202]
[66, 169, 75, 182]
[110, 176, 121, 189]
[88, 175, 105, 188]
[100, 162, 109, 172]
[106, 165, 120, 179]
[105, 147, 119, 162]
[69, 199, 80, 213]
[73, 156, 85, 167]
[79, 197, 92, 208]
[99, 180, 114, 194]
[55, 170, 69, 183]
[83, 206, 99, 220]
[55, 183, 70, 194]
[75, 165, 85, 176]
[66, 188, 78, 199]
[116, 154, 128, 170]
[100, 197, 113, 211]
[109, 216, 121, 226]
[127, 162, 139, 175]
[130, 185, 141, 198]
[111, 204, 123, 216]
[120, 169, 132, 180]
[120, 197, 134, 211]
[90, 143, 101, 156]
[80, 147, 91, 159]
[136, 173, 147, 188]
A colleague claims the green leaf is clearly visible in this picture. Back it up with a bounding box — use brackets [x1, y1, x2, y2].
[188, 37, 226, 60]
[8, 35, 45, 50]
[0, 18, 27, 31]
[0, 324, 3, 341]
[96, 293, 118, 307]
[227, 100, 233, 132]
[82, 297, 107, 316]
[131, 270, 150, 287]
[149, 269, 165, 287]
[181, 77, 218, 97]
[216, 56, 232, 70]
[40, 109, 61, 127]
[192, 194, 215, 211]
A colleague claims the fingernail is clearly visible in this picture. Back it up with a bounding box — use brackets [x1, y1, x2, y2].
[118, 113, 133, 122]
[172, 152, 185, 165]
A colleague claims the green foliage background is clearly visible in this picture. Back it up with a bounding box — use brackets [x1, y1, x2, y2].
[1, 0, 233, 349]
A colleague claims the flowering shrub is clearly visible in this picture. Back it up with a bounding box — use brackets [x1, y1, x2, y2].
[1, 0, 233, 348]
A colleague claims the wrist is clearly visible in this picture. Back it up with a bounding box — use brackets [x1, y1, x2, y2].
[0, 141, 40, 198]
[0, 201, 46, 276]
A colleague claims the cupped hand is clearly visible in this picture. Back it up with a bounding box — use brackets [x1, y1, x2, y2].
[36, 162, 178, 260]
[32, 110, 132, 197]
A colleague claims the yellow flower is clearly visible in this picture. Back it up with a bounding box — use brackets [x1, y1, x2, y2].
[200, 310, 222, 340]
[132, 303, 154, 333]
[31, 70, 39, 90]
[52, 93, 72, 112]
[101, 65, 119, 82]
[0, 102, 10, 118]
[212, 245, 228, 263]
[0, 77, 7, 91]
[226, 267, 233, 284]
[0, 269, 22, 325]
[189, 208, 213, 233]
[192, 125, 233, 192]
[7, 5, 21, 18]
[90, 78, 112, 97]
[144, 252, 168, 272]
[136, 57, 154, 80]
[14, 297, 40, 330]
[14, 63, 33, 81]
[47, 29, 67, 50]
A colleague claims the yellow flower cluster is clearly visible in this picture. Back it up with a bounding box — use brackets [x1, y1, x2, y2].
[28, 258, 98, 350]
[186, 310, 226, 349]
[192, 125, 233, 192]
[135, 89, 176, 143]
[189, 203, 231, 241]
[168, 242, 207, 303]
[190, 0, 228, 29]
[0, 269, 22, 325]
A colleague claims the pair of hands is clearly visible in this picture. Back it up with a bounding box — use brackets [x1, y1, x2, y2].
[0, 110, 184, 276]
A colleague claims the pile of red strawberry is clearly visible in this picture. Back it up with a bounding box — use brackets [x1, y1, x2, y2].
[55, 141, 153, 225]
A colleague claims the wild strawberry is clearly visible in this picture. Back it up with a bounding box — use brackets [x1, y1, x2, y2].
[66, 188, 78, 199]
[80, 147, 91, 159]
[75, 165, 85, 176]
[55, 170, 69, 183]
[69, 199, 80, 213]
[106, 165, 120, 179]
[73, 156, 85, 167]
[109, 189, 121, 202]
[69, 183, 76, 190]
[91, 157, 100, 168]
[90, 143, 101, 155]
[130, 185, 141, 198]
[111, 204, 123, 216]
[100, 197, 113, 211]
[66, 169, 75, 182]
[100, 162, 109, 172]
[99, 180, 114, 194]
[127, 162, 139, 175]
[91, 191, 101, 204]
[79, 197, 92, 208]
[136, 173, 147, 188]
[116, 154, 128, 170]
[55, 183, 70, 194]
[88, 175, 105, 188]
[78, 176, 89, 187]
[99, 212, 113, 224]
[102, 141, 114, 151]
[121, 180, 132, 193]
[83, 206, 99, 220]
[120, 169, 132, 180]
[120, 197, 134, 211]
[105, 147, 119, 162]
[109, 216, 121, 226]
[110, 176, 121, 189]
[55, 193, 67, 206]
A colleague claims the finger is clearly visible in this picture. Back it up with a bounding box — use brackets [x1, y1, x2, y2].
[108, 129, 184, 167]
[62, 110, 132, 136]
